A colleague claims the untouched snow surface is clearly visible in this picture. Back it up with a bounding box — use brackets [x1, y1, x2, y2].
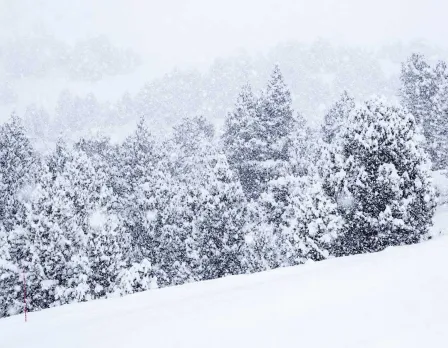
[1, 237, 448, 347]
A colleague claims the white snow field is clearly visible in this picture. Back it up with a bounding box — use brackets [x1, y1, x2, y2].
[1, 236, 448, 348]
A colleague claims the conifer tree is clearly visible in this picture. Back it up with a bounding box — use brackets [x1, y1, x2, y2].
[223, 84, 260, 197]
[323, 97, 436, 255]
[116, 116, 160, 261]
[400, 54, 437, 125]
[400, 54, 448, 169]
[0, 114, 36, 232]
[193, 153, 249, 280]
[322, 91, 355, 144]
[0, 226, 22, 317]
[427, 61, 448, 169]
[223, 65, 294, 198]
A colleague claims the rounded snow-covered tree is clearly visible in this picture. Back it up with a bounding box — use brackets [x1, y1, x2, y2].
[282, 173, 343, 265]
[323, 97, 436, 255]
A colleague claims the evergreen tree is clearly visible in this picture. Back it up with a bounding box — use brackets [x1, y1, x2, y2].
[400, 54, 448, 169]
[289, 112, 319, 177]
[282, 173, 342, 265]
[323, 97, 436, 255]
[193, 153, 249, 280]
[116, 116, 160, 261]
[0, 114, 36, 232]
[0, 115, 36, 317]
[169, 115, 215, 181]
[0, 226, 22, 318]
[400, 54, 437, 125]
[322, 91, 355, 144]
[252, 110, 326, 269]
[24, 145, 88, 309]
[427, 61, 448, 169]
[23, 104, 51, 145]
[115, 259, 158, 295]
[256, 65, 294, 188]
[223, 84, 260, 197]
[223, 65, 294, 198]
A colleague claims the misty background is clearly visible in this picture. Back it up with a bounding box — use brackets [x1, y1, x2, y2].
[0, 0, 446, 150]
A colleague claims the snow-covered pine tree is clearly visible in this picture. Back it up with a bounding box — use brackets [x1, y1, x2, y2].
[23, 104, 51, 147]
[322, 91, 355, 144]
[67, 148, 130, 299]
[257, 64, 294, 189]
[115, 258, 158, 296]
[0, 115, 37, 316]
[289, 112, 319, 177]
[251, 112, 336, 269]
[170, 115, 215, 179]
[0, 225, 21, 318]
[223, 65, 294, 199]
[192, 153, 249, 280]
[25, 164, 82, 310]
[112, 117, 182, 288]
[116, 116, 160, 262]
[427, 61, 448, 170]
[282, 173, 343, 265]
[399, 54, 448, 169]
[247, 170, 342, 270]
[156, 119, 219, 285]
[172, 115, 215, 158]
[324, 97, 436, 255]
[22, 142, 90, 309]
[222, 83, 261, 198]
[155, 179, 197, 286]
[0, 114, 36, 232]
[400, 54, 437, 125]
[86, 212, 130, 299]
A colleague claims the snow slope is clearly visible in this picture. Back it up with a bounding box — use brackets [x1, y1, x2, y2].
[1, 237, 448, 348]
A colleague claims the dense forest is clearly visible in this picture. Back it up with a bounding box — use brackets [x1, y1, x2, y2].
[1, 52, 447, 318]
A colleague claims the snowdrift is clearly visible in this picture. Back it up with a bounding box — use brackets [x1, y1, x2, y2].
[1, 237, 448, 348]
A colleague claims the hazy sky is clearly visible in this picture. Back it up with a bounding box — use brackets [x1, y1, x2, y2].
[1, 0, 445, 72]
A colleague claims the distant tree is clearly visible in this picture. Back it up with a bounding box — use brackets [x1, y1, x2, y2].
[400, 54, 437, 125]
[400, 54, 448, 169]
[322, 91, 355, 144]
[427, 61, 448, 169]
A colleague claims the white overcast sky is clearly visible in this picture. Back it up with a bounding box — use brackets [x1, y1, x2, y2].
[0, 0, 445, 73]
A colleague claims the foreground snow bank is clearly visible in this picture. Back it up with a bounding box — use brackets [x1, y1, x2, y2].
[2, 237, 448, 348]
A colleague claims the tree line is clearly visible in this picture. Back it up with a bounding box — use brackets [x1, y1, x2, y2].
[0, 53, 445, 318]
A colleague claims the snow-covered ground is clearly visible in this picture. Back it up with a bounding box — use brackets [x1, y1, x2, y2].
[1, 234, 448, 347]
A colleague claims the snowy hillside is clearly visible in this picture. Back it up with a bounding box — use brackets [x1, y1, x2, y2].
[2, 235, 448, 348]
[1, 2, 448, 346]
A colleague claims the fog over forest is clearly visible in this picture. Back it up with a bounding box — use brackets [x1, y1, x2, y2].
[0, 0, 447, 148]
